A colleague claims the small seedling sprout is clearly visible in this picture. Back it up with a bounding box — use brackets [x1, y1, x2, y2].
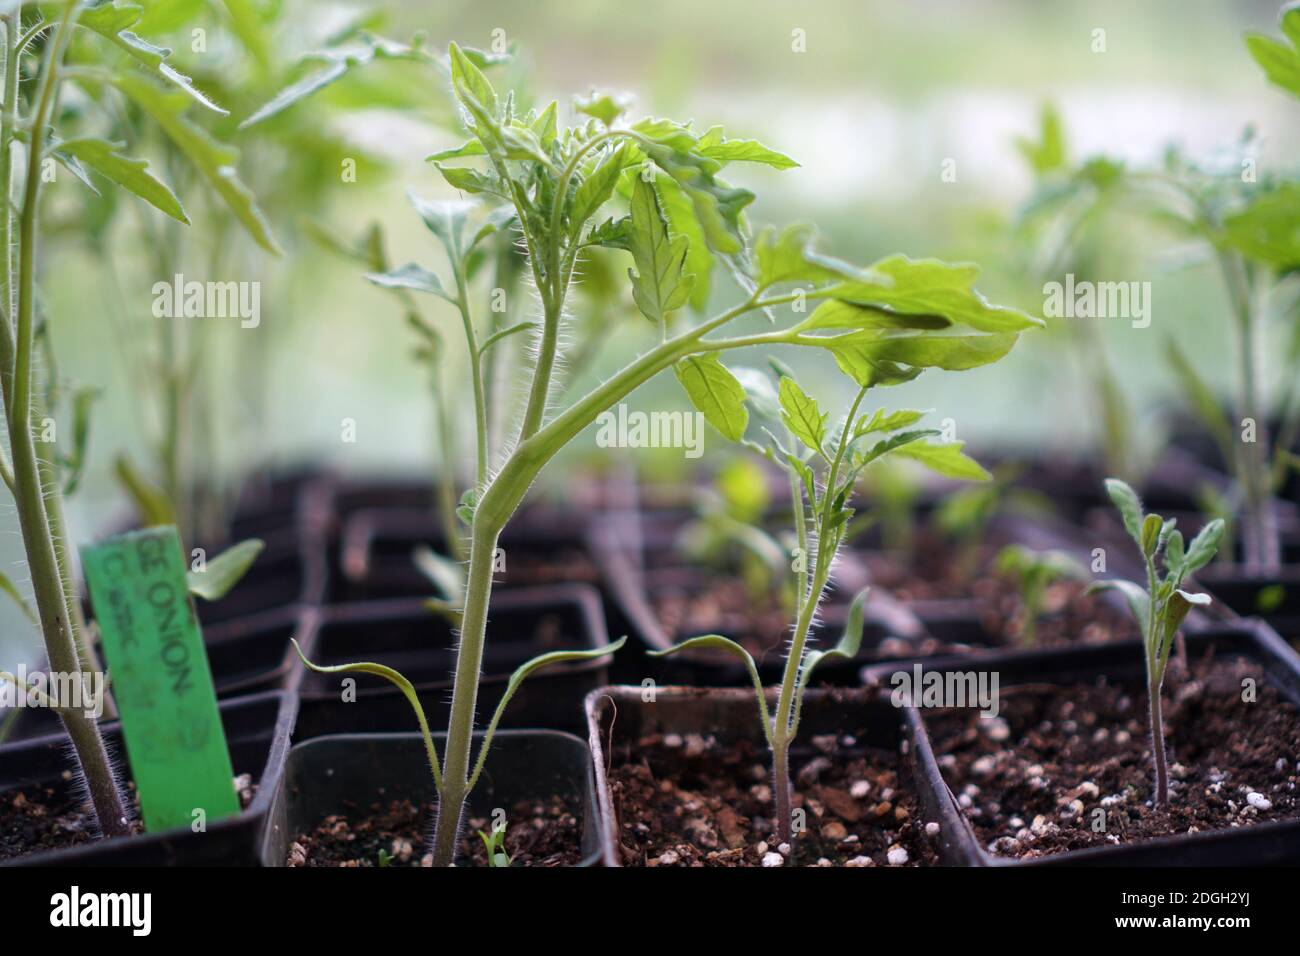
[1088, 478, 1223, 807]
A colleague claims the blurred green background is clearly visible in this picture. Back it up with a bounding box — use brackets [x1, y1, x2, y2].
[2, 0, 1296, 668]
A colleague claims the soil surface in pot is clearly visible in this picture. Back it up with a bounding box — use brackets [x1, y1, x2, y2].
[0, 774, 256, 862]
[928, 656, 1300, 860]
[863, 530, 1137, 647]
[608, 728, 939, 867]
[651, 574, 798, 663]
[285, 794, 583, 867]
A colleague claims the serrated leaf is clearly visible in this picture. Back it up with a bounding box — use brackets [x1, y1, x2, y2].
[575, 91, 629, 126]
[674, 354, 748, 442]
[654, 173, 713, 310]
[80, 0, 227, 114]
[112, 74, 280, 254]
[754, 224, 876, 290]
[777, 376, 827, 455]
[448, 41, 498, 116]
[570, 143, 629, 235]
[1246, 12, 1300, 98]
[187, 538, 265, 601]
[628, 176, 693, 323]
[642, 142, 753, 255]
[427, 140, 486, 162]
[696, 127, 798, 169]
[856, 408, 926, 435]
[817, 330, 1017, 387]
[55, 138, 188, 223]
[892, 441, 991, 481]
[800, 299, 953, 332]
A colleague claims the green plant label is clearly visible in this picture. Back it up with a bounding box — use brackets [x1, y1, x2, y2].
[81, 526, 239, 833]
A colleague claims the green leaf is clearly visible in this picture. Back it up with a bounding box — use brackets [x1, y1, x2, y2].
[292, 641, 442, 793]
[856, 408, 926, 435]
[627, 175, 693, 323]
[802, 587, 869, 682]
[187, 539, 265, 602]
[427, 140, 487, 162]
[1104, 477, 1144, 544]
[1182, 518, 1225, 575]
[642, 143, 753, 255]
[892, 441, 991, 481]
[825, 256, 1043, 333]
[1158, 589, 1212, 673]
[448, 41, 499, 117]
[674, 354, 748, 441]
[817, 330, 1018, 387]
[112, 74, 280, 255]
[654, 173, 713, 310]
[80, 0, 227, 113]
[731, 366, 781, 422]
[56, 138, 188, 223]
[800, 299, 953, 332]
[113, 454, 176, 527]
[777, 376, 827, 455]
[468, 637, 627, 792]
[754, 224, 875, 290]
[1140, 513, 1164, 558]
[1245, 4, 1300, 98]
[1015, 104, 1067, 175]
[696, 127, 798, 169]
[1220, 183, 1300, 269]
[412, 544, 464, 602]
[1087, 578, 1150, 638]
[366, 263, 453, 301]
[575, 91, 629, 126]
[571, 144, 630, 235]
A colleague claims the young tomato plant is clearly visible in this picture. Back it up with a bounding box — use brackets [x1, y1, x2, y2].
[993, 544, 1087, 646]
[0, 0, 270, 840]
[299, 42, 1040, 865]
[1089, 479, 1223, 807]
[656, 362, 1006, 848]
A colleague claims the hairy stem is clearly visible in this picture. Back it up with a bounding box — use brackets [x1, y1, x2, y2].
[1148, 677, 1169, 808]
[428, 519, 501, 866]
[7, 3, 130, 836]
[451, 259, 488, 489]
[772, 742, 793, 844]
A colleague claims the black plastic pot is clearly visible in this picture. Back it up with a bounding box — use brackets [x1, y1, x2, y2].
[259, 730, 601, 866]
[1, 606, 318, 746]
[588, 513, 919, 687]
[335, 504, 600, 602]
[584, 685, 967, 866]
[195, 525, 328, 628]
[861, 621, 1300, 865]
[296, 584, 613, 739]
[1197, 565, 1300, 645]
[0, 690, 295, 866]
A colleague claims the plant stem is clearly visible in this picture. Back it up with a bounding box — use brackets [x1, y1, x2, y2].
[1148, 677, 1169, 808]
[428, 518, 500, 866]
[6, 3, 130, 837]
[772, 742, 793, 844]
[1219, 250, 1278, 573]
[451, 259, 488, 489]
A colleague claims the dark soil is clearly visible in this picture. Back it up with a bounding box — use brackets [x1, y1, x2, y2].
[927, 656, 1300, 859]
[286, 793, 583, 867]
[608, 729, 940, 867]
[0, 773, 256, 862]
[863, 531, 1137, 648]
[650, 574, 798, 664]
